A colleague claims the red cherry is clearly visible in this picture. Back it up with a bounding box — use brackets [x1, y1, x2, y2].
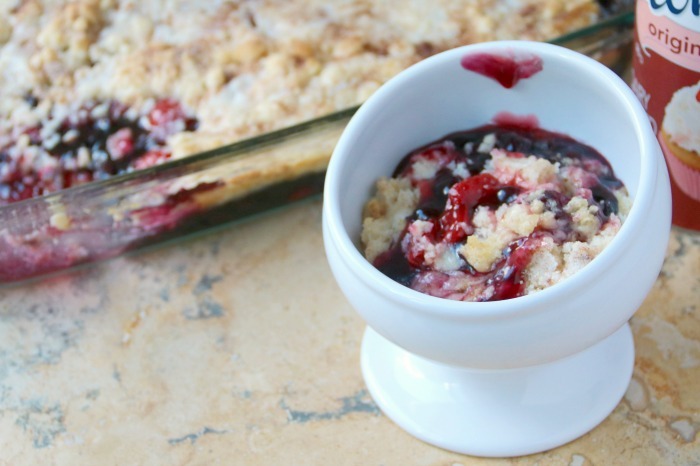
[148, 99, 186, 127]
[487, 236, 541, 301]
[106, 127, 135, 160]
[404, 220, 438, 268]
[133, 149, 171, 170]
[438, 173, 502, 243]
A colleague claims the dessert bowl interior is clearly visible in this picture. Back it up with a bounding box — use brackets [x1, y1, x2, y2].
[323, 40, 670, 368]
[330, 41, 649, 251]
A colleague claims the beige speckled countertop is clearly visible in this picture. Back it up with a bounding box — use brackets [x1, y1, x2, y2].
[0, 198, 698, 465]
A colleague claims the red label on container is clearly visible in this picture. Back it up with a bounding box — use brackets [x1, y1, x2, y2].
[637, 1, 700, 72]
[632, 0, 700, 231]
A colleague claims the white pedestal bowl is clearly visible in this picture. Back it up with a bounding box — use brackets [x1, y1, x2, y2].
[322, 41, 671, 457]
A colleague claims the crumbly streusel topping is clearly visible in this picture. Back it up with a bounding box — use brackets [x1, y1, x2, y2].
[0, 0, 598, 156]
[361, 126, 631, 301]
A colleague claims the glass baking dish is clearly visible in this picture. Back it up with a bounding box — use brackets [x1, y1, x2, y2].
[0, 9, 634, 284]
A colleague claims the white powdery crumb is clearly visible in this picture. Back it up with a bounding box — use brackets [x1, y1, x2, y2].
[490, 149, 560, 189]
[460, 234, 506, 273]
[565, 195, 601, 240]
[525, 236, 563, 293]
[361, 177, 418, 262]
[412, 158, 442, 180]
[449, 161, 469, 179]
[478, 133, 496, 153]
[502, 203, 539, 237]
[49, 212, 72, 231]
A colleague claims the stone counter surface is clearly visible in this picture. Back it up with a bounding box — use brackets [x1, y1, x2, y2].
[0, 199, 697, 465]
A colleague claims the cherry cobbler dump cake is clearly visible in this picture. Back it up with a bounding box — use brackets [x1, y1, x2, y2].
[0, 0, 609, 281]
[0, 0, 601, 205]
[361, 123, 631, 302]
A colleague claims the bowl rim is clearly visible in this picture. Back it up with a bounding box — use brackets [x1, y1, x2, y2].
[323, 40, 659, 320]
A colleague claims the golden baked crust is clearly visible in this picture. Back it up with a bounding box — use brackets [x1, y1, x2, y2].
[0, 0, 600, 205]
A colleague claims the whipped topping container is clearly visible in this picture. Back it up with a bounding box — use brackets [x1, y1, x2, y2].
[632, 0, 700, 231]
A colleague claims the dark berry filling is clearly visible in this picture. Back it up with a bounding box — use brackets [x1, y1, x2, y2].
[0, 98, 198, 204]
[438, 173, 511, 243]
[372, 124, 625, 301]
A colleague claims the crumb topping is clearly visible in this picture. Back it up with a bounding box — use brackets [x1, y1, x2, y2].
[0, 0, 599, 200]
[361, 125, 630, 301]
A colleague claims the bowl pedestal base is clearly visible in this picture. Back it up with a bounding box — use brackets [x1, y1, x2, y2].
[361, 324, 634, 457]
